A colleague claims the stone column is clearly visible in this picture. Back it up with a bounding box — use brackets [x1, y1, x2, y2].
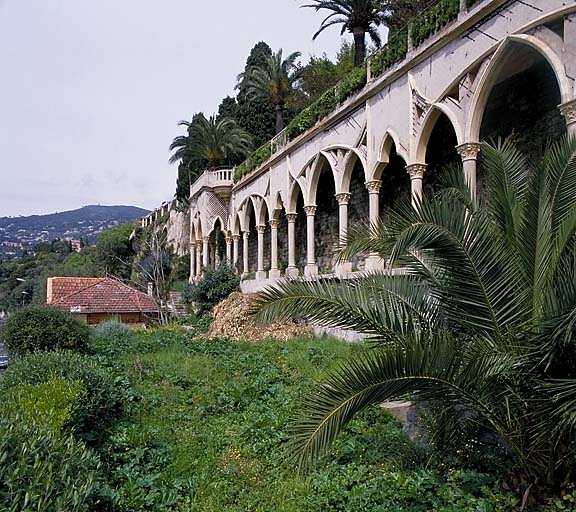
[232, 234, 240, 271]
[560, 99, 576, 137]
[195, 241, 202, 276]
[335, 193, 352, 274]
[225, 236, 232, 263]
[286, 213, 299, 278]
[304, 205, 318, 276]
[364, 181, 384, 272]
[256, 225, 267, 281]
[202, 236, 210, 269]
[242, 230, 250, 276]
[210, 242, 217, 268]
[406, 163, 427, 206]
[269, 219, 281, 279]
[189, 243, 196, 281]
[456, 142, 481, 203]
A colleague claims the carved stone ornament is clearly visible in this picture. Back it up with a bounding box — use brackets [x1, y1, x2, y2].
[286, 213, 298, 223]
[456, 142, 481, 161]
[335, 192, 352, 205]
[202, 236, 210, 243]
[304, 205, 317, 216]
[269, 219, 279, 229]
[560, 100, 576, 125]
[256, 225, 266, 234]
[365, 180, 382, 194]
[232, 234, 241, 242]
[406, 163, 427, 180]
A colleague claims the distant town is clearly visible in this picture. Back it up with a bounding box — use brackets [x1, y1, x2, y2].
[0, 204, 149, 259]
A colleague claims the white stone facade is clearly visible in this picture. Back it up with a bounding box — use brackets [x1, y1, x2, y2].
[186, 0, 576, 288]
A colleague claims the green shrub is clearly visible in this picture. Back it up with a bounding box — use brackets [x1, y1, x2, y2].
[1, 377, 85, 432]
[1, 305, 90, 354]
[0, 351, 127, 444]
[411, 0, 460, 47]
[0, 415, 100, 512]
[190, 263, 240, 315]
[90, 319, 135, 361]
[93, 318, 132, 341]
[234, 143, 272, 181]
[370, 30, 408, 77]
[335, 65, 367, 103]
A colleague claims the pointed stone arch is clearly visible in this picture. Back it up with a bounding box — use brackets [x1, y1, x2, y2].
[287, 179, 305, 213]
[415, 103, 463, 163]
[466, 34, 572, 142]
[340, 148, 369, 194]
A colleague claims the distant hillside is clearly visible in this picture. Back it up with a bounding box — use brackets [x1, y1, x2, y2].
[0, 205, 149, 254]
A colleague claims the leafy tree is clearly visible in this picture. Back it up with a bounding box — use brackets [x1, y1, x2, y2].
[289, 41, 355, 112]
[216, 96, 239, 123]
[383, 0, 435, 31]
[235, 42, 277, 147]
[96, 223, 136, 280]
[254, 138, 576, 501]
[238, 49, 302, 134]
[302, 0, 386, 67]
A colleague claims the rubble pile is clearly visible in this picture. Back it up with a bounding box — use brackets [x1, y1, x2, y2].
[209, 292, 313, 342]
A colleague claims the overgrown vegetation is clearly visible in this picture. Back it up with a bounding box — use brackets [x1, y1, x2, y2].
[91, 329, 518, 511]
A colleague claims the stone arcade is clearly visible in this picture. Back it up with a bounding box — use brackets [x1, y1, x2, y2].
[155, 0, 576, 290]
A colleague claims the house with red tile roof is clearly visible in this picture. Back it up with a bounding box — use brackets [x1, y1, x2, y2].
[46, 277, 160, 325]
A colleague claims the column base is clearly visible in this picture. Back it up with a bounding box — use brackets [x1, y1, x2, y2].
[268, 269, 281, 279]
[335, 262, 353, 276]
[256, 270, 268, 281]
[304, 264, 319, 277]
[285, 266, 299, 278]
[365, 254, 385, 272]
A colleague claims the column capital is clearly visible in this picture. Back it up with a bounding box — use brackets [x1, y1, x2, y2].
[202, 236, 210, 243]
[560, 99, 576, 126]
[335, 192, 352, 205]
[456, 142, 481, 161]
[256, 225, 266, 234]
[195, 240, 202, 248]
[269, 219, 279, 229]
[225, 236, 232, 244]
[242, 230, 250, 239]
[365, 180, 381, 194]
[286, 213, 298, 223]
[406, 163, 427, 180]
[232, 234, 241, 242]
[304, 205, 317, 216]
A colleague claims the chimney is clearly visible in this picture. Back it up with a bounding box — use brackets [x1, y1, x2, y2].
[46, 278, 53, 304]
[147, 282, 154, 297]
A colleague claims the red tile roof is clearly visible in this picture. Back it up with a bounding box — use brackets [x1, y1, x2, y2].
[47, 277, 160, 314]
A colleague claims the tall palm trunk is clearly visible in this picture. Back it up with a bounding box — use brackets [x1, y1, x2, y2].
[275, 103, 284, 134]
[353, 28, 366, 67]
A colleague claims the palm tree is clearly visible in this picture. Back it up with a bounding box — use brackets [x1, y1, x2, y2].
[254, 138, 576, 499]
[302, 0, 386, 67]
[169, 114, 253, 171]
[238, 49, 302, 134]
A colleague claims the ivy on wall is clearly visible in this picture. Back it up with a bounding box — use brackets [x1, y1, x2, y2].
[370, 30, 408, 78]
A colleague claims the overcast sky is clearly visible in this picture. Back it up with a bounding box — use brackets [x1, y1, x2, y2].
[0, 0, 377, 217]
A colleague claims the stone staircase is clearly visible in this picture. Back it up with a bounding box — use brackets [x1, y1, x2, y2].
[169, 292, 188, 318]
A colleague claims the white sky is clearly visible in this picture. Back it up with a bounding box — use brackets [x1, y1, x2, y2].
[0, 0, 382, 217]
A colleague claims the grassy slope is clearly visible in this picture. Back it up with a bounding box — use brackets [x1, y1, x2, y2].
[93, 327, 517, 511]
